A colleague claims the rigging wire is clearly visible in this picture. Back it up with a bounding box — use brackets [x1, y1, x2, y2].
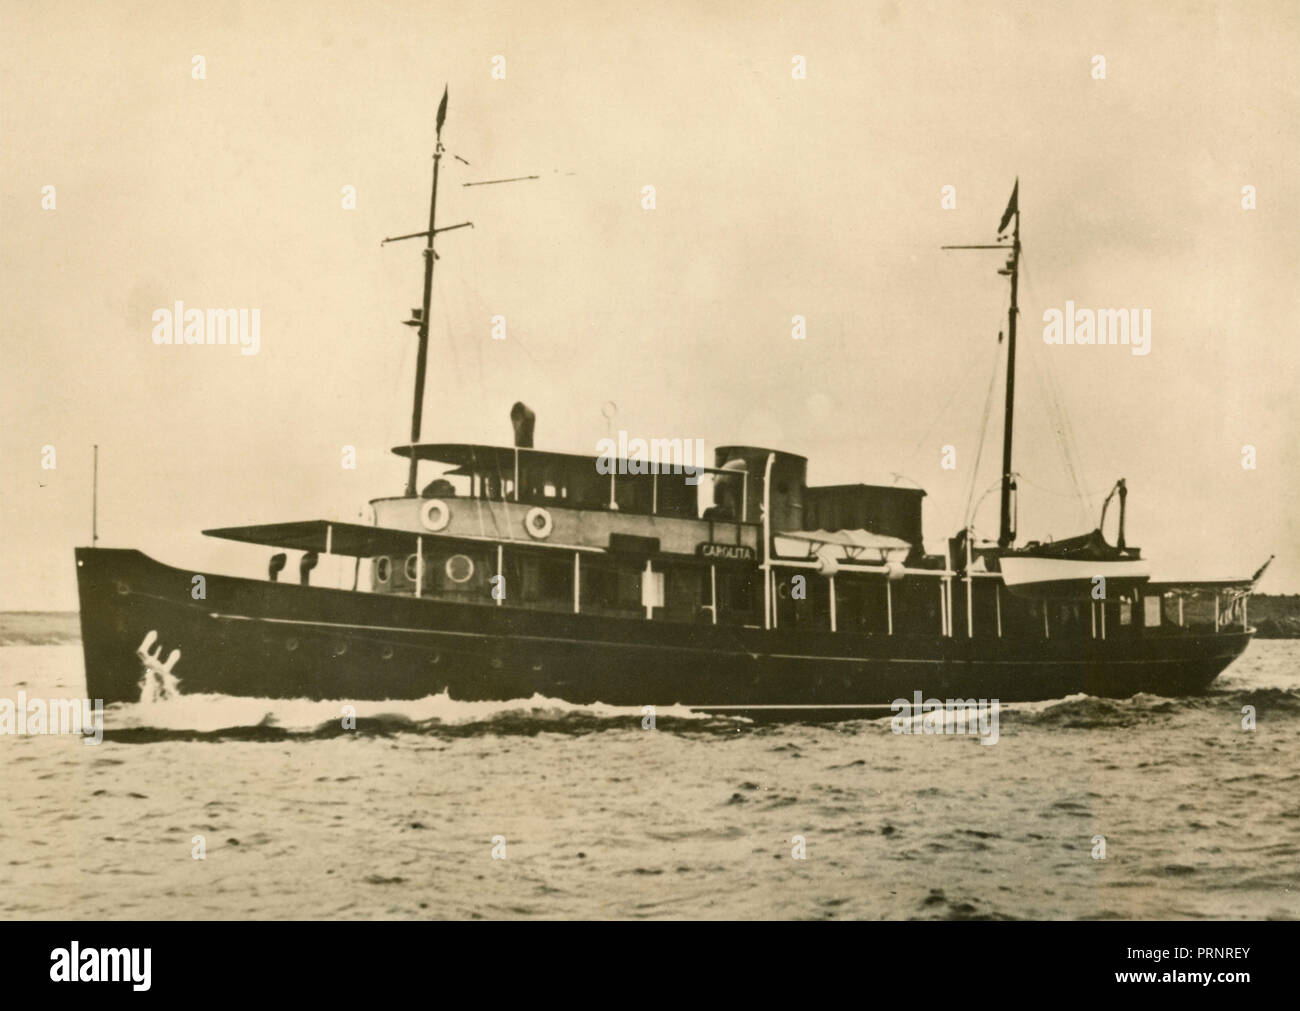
[901, 328, 1004, 476]
[963, 342, 1004, 529]
[1018, 251, 1096, 528]
[1026, 339, 1085, 513]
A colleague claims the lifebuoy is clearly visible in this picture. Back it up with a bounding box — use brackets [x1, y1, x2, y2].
[524, 506, 553, 539]
[420, 498, 450, 532]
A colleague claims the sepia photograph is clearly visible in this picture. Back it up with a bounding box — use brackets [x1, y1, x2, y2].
[1, 0, 1296, 989]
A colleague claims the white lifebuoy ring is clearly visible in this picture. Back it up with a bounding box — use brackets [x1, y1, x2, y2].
[420, 498, 450, 532]
[524, 506, 553, 540]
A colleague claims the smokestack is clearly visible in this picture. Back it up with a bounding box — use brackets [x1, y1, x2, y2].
[510, 402, 535, 448]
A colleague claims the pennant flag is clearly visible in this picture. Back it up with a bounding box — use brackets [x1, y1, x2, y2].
[436, 85, 449, 135]
[997, 179, 1018, 234]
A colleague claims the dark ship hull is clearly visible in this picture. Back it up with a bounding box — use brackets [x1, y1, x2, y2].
[76, 547, 1251, 714]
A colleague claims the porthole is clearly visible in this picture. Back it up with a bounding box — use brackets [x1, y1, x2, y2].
[381, 646, 394, 660]
[405, 554, 421, 582]
[116, 581, 130, 595]
[285, 637, 299, 652]
[374, 557, 391, 584]
[445, 554, 474, 584]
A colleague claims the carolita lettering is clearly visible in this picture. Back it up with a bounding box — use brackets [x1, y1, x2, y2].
[697, 543, 755, 562]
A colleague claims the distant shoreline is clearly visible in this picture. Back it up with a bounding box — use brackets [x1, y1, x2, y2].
[1246, 594, 1300, 638]
[4, 596, 1300, 643]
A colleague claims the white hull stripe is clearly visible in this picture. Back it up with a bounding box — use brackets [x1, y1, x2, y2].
[207, 612, 1237, 666]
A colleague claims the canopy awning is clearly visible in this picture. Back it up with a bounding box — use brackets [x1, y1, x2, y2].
[203, 520, 425, 557]
[774, 528, 911, 563]
[391, 442, 735, 476]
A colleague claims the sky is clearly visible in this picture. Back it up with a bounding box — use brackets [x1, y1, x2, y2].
[2, 0, 1297, 609]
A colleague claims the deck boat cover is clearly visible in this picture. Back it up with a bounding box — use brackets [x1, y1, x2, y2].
[774, 528, 911, 564]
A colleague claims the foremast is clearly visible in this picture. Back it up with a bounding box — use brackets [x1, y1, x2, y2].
[381, 86, 471, 497]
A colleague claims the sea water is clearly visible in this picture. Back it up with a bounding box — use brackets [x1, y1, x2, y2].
[1, 629, 1297, 920]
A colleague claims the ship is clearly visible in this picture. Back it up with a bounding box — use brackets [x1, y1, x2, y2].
[75, 91, 1270, 716]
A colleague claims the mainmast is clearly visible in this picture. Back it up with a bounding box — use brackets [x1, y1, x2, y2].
[941, 178, 1021, 548]
[996, 183, 1019, 548]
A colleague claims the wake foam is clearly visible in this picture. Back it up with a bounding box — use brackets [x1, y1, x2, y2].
[99, 690, 730, 742]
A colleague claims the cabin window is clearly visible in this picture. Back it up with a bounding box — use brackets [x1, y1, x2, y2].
[373, 556, 392, 585]
[775, 571, 829, 630]
[404, 554, 421, 582]
[1143, 595, 1161, 627]
[480, 474, 515, 501]
[716, 568, 758, 625]
[661, 564, 705, 622]
[655, 474, 699, 520]
[580, 562, 642, 616]
[1119, 598, 1133, 626]
[999, 589, 1041, 638]
[968, 579, 999, 636]
[614, 474, 654, 513]
[891, 578, 941, 636]
[1053, 602, 1084, 637]
[568, 465, 606, 509]
[832, 575, 887, 634]
[519, 554, 574, 610]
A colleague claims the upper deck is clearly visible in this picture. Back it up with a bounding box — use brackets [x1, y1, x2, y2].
[379, 441, 761, 558]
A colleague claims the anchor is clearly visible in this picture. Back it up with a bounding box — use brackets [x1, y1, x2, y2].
[135, 629, 181, 682]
